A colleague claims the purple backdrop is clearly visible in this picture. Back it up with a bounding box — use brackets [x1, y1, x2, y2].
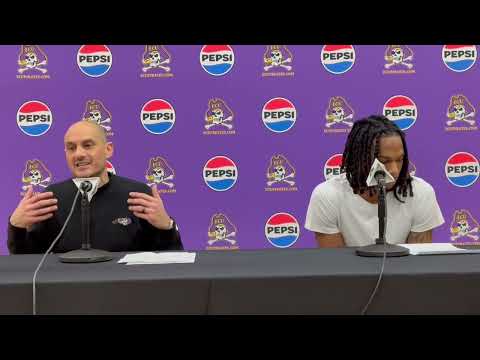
[1, 45, 479, 254]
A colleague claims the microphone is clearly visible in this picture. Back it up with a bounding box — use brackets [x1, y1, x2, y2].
[365, 159, 395, 188]
[356, 158, 409, 315]
[33, 177, 113, 314]
[72, 177, 100, 202]
[374, 170, 386, 186]
[80, 180, 92, 193]
[356, 158, 409, 258]
[58, 177, 113, 264]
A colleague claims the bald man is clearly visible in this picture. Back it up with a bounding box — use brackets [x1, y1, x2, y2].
[8, 121, 183, 254]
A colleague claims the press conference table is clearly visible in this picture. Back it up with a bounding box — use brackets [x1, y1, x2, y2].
[1, 248, 480, 315]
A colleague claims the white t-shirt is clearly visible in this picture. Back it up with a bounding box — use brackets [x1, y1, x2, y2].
[305, 174, 445, 246]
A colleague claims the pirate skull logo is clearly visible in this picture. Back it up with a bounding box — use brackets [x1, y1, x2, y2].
[82, 99, 113, 133]
[29, 169, 42, 185]
[205, 98, 234, 130]
[450, 210, 480, 241]
[207, 214, 237, 246]
[25, 52, 38, 67]
[384, 45, 414, 69]
[325, 97, 355, 127]
[211, 108, 224, 124]
[17, 45, 48, 74]
[270, 50, 283, 64]
[447, 95, 476, 126]
[458, 220, 471, 232]
[267, 155, 296, 186]
[263, 45, 293, 71]
[214, 223, 227, 240]
[146, 156, 175, 189]
[21, 159, 52, 192]
[142, 45, 171, 73]
[274, 165, 286, 180]
[332, 107, 346, 121]
[88, 110, 102, 124]
[390, 47, 406, 64]
[153, 166, 167, 183]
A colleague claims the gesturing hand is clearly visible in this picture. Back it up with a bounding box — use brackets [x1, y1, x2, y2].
[127, 185, 172, 230]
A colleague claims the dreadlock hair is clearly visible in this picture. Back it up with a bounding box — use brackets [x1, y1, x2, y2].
[341, 115, 413, 203]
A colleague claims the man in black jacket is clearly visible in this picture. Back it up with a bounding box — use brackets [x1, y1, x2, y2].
[8, 120, 182, 254]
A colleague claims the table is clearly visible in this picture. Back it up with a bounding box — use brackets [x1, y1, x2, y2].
[1, 248, 480, 314]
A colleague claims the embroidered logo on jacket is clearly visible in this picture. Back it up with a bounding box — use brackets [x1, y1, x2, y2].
[113, 217, 132, 226]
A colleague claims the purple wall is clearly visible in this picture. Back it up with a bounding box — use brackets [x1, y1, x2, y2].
[1, 45, 479, 254]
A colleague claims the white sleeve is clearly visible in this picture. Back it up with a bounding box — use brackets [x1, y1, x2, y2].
[305, 183, 340, 234]
[411, 180, 445, 232]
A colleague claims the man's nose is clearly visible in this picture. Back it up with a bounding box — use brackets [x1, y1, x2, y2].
[73, 147, 87, 158]
[387, 163, 401, 178]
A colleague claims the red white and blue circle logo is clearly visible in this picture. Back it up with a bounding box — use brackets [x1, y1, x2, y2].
[383, 95, 418, 130]
[321, 45, 355, 74]
[106, 160, 116, 175]
[17, 100, 52, 137]
[442, 45, 477, 72]
[445, 152, 479, 187]
[262, 97, 297, 133]
[203, 156, 238, 191]
[265, 212, 300, 248]
[141, 99, 175, 135]
[324, 154, 344, 180]
[77, 45, 112, 77]
[200, 45, 235, 76]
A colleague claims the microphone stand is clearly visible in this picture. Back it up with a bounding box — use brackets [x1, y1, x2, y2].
[356, 179, 409, 257]
[59, 183, 114, 263]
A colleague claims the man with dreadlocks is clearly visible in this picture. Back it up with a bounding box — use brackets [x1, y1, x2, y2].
[305, 115, 444, 247]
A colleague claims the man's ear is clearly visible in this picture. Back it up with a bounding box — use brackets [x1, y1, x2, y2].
[106, 142, 114, 159]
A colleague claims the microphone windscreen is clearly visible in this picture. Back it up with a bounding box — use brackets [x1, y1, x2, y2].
[80, 181, 93, 192]
[72, 177, 100, 202]
[366, 159, 395, 187]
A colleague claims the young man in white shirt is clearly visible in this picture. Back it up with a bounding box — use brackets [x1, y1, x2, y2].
[305, 115, 444, 248]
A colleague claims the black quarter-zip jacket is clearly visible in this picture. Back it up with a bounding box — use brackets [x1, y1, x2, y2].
[8, 174, 183, 254]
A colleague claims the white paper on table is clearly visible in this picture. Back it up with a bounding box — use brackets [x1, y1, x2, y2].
[400, 243, 480, 255]
[118, 252, 196, 264]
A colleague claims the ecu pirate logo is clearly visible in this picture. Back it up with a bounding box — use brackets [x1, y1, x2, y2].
[112, 217, 132, 226]
[266, 154, 297, 192]
[206, 213, 238, 250]
[21, 159, 52, 195]
[141, 45, 173, 78]
[145, 156, 176, 193]
[325, 96, 354, 132]
[17, 45, 49, 79]
[383, 45, 415, 74]
[204, 98, 235, 134]
[262, 45, 294, 77]
[446, 95, 477, 131]
[450, 210, 479, 242]
[82, 99, 114, 137]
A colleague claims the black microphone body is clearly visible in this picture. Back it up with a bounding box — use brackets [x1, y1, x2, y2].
[80, 181, 92, 250]
[376, 176, 387, 245]
[81, 191, 90, 250]
[58, 179, 113, 263]
[373, 170, 386, 186]
[356, 167, 409, 257]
